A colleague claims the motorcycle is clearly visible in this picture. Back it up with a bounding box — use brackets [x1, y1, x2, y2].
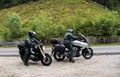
[18, 41, 52, 66]
[49, 32, 93, 61]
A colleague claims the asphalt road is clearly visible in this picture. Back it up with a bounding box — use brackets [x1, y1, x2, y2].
[0, 45, 120, 56]
[0, 46, 120, 77]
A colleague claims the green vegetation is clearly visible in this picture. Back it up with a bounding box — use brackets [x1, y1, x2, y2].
[92, 0, 120, 10]
[92, 0, 120, 15]
[0, 0, 120, 42]
[0, 0, 39, 9]
[4, 13, 23, 40]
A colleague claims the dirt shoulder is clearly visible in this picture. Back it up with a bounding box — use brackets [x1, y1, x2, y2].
[0, 55, 120, 77]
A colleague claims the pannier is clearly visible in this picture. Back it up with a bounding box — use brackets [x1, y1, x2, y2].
[54, 44, 65, 53]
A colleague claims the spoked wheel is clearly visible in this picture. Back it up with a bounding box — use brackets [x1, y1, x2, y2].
[53, 51, 65, 61]
[41, 53, 52, 66]
[82, 47, 93, 59]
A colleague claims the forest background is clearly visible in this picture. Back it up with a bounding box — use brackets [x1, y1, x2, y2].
[0, 0, 120, 44]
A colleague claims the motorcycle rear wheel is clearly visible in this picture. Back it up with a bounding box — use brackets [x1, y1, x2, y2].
[82, 47, 93, 59]
[41, 53, 52, 66]
[53, 51, 65, 61]
[19, 50, 25, 62]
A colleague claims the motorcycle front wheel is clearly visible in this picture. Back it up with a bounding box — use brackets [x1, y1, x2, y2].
[82, 47, 93, 59]
[41, 53, 52, 66]
[53, 51, 65, 61]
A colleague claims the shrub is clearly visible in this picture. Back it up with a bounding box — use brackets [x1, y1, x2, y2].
[63, 10, 120, 37]
[94, 11, 120, 37]
[30, 11, 56, 40]
[4, 13, 23, 40]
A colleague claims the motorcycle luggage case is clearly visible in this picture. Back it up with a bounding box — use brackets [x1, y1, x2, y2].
[54, 44, 65, 53]
[49, 38, 60, 44]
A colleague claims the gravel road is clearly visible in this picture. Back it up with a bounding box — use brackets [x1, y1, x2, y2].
[0, 55, 120, 77]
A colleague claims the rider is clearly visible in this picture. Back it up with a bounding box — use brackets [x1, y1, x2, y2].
[63, 29, 78, 63]
[24, 30, 39, 66]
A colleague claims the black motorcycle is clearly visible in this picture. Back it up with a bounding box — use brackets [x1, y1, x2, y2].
[18, 41, 52, 66]
[49, 32, 93, 61]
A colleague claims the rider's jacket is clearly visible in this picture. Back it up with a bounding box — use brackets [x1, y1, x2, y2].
[24, 36, 38, 48]
[63, 32, 78, 44]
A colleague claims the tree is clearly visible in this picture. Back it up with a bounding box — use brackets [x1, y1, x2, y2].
[4, 13, 23, 40]
[92, 0, 120, 9]
[0, 0, 5, 9]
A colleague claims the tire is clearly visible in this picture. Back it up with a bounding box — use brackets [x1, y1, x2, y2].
[53, 51, 65, 61]
[41, 53, 52, 66]
[82, 47, 93, 59]
[19, 50, 25, 62]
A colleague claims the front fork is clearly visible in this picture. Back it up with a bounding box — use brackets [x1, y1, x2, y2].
[38, 46, 46, 58]
[51, 44, 56, 55]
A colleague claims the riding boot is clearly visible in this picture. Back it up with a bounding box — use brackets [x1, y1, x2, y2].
[24, 56, 29, 66]
[74, 51, 80, 57]
[23, 56, 29, 66]
[69, 51, 75, 63]
[69, 49, 75, 63]
[24, 48, 29, 66]
[24, 61, 29, 66]
[69, 58, 75, 63]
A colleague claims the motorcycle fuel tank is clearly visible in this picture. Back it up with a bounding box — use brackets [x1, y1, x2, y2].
[72, 40, 88, 48]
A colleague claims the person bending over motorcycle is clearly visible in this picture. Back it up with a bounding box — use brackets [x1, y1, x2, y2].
[63, 29, 78, 63]
[24, 30, 39, 66]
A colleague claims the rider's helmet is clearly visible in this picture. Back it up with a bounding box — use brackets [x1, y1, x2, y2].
[67, 29, 73, 33]
[29, 30, 36, 38]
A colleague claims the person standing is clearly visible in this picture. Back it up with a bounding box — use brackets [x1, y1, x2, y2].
[63, 29, 78, 63]
[24, 30, 38, 66]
